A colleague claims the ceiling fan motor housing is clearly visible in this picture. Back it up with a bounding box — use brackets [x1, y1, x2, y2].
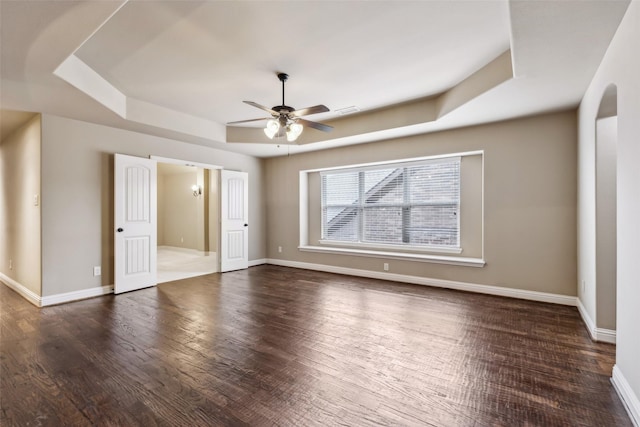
[277, 73, 289, 82]
[273, 105, 294, 114]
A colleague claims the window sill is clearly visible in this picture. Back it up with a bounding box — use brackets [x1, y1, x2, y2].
[298, 245, 485, 267]
[319, 239, 463, 254]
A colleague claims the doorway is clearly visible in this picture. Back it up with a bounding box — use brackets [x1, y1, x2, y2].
[594, 83, 618, 342]
[114, 155, 249, 293]
[157, 162, 219, 283]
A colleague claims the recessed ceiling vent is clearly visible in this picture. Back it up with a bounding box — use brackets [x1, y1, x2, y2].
[335, 106, 360, 115]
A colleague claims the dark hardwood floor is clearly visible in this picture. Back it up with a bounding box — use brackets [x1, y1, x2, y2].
[0, 265, 631, 426]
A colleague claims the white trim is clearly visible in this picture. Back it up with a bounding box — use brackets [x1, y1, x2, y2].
[249, 258, 267, 267]
[594, 327, 617, 344]
[41, 285, 114, 307]
[480, 152, 485, 260]
[150, 155, 222, 170]
[266, 259, 575, 306]
[299, 171, 309, 246]
[612, 365, 640, 427]
[54, 55, 127, 118]
[576, 298, 617, 343]
[319, 239, 463, 255]
[299, 245, 484, 267]
[1, 273, 115, 308]
[577, 298, 597, 339]
[0, 273, 41, 307]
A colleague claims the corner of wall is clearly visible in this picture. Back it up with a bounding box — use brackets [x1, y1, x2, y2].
[612, 365, 640, 427]
[0, 113, 43, 299]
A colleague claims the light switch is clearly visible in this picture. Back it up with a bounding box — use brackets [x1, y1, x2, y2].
[34, 194, 39, 206]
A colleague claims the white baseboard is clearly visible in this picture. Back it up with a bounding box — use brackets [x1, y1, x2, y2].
[1, 272, 112, 307]
[595, 327, 617, 344]
[41, 284, 114, 307]
[0, 272, 41, 307]
[576, 298, 617, 344]
[265, 259, 577, 306]
[249, 258, 267, 267]
[612, 365, 640, 427]
[577, 298, 597, 339]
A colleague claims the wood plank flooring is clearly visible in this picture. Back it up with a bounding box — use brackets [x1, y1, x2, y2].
[0, 265, 632, 426]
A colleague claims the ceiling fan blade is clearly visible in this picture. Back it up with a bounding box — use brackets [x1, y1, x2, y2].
[290, 104, 330, 117]
[227, 117, 270, 125]
[243, 100, 278, 115]
[298, 118, 333, 132]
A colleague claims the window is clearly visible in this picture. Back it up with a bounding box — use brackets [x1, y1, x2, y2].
[321, 157, 460, 249]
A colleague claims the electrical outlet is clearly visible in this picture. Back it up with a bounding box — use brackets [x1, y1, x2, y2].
[383, 263, 389, 271]
[581, 280, 585, 292]
[93, 266, 101, 277]
[181, 237, 184, 243]
[9, 259, 12, 270]
[33, 194, 39, 206]
[278, 246, 282, 253]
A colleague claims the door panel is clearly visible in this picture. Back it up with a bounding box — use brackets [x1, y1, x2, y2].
[115, 154, 157, 294]
[220, 170, 248, 272]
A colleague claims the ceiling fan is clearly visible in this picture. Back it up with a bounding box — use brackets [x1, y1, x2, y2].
[227, 73, 333, 142]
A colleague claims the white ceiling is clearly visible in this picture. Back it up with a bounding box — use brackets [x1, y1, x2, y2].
[0, 0, 630, 157]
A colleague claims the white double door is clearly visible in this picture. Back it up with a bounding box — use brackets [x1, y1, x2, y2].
[114, 154, 248, 294]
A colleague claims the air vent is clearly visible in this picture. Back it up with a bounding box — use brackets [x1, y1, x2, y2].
[335, 106, 360, 115]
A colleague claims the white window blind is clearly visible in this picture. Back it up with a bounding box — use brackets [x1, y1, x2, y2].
[321, 157, 460, 248]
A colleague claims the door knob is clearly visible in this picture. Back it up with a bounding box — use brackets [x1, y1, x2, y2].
[117, 228, 124, 232]
[244, 224, 248, 227]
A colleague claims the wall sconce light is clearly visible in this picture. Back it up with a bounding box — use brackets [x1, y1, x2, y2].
[191, 184, 202, 197]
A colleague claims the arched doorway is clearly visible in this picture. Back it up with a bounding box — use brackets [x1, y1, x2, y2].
[594, 83, 618, 343]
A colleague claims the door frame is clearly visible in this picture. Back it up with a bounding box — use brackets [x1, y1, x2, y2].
[150, 155, 231, 274]
[150, 156, 223, 171]
[114, 154, 249, 292]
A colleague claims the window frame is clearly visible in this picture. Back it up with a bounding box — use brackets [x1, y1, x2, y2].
[298, 151, 485, 267]
[319, 157, 461, 252]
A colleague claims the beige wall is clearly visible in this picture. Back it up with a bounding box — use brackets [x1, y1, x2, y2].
[0, 115, 42, 295]
[579, 0, 640, 409]
[157, 164, 218, 253]
[266, 111, 577, 296]
[157, 164, 201, 250]
[40, 114, 265, 296]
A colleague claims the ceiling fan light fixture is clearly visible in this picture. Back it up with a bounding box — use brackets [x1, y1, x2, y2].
[286, 122, 303, 142]
[264, 119, 280, 139]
